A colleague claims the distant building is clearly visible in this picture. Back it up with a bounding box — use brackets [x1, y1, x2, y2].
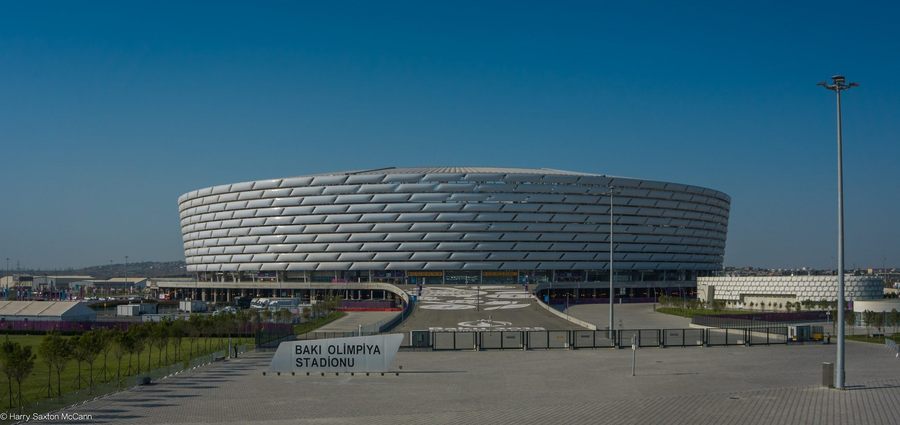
[698, 275, 883, 308]
[1, 275, 94, 291]
[31, 275, 94, 291]
[0, 301, 96, 322]
[89, 277, 149, 291]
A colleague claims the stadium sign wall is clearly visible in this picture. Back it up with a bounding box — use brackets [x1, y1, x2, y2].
[269, 334, 403, 373]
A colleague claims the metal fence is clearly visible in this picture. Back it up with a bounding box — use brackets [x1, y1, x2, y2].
[401, 327, 792, 350]
[15, 344, 255, 420]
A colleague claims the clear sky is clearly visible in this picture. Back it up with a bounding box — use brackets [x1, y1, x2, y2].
[1, 1, 898, 270]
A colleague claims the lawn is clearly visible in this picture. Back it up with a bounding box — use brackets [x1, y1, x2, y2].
[655, 307, 752, 318]
[293, 311, 347, 335]
[0, 334, 252, 411]
[846, 333, 900, 344]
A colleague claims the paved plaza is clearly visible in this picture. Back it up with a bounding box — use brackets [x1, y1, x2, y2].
[394, 286, 582, 333]
[565, 302, 692, 329]
[48, 340, 900, 424]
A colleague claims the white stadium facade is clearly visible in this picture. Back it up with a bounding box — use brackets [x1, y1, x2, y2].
[161, 167, 730, 303]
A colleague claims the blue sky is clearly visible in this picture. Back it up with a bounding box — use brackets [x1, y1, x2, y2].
[1, 1, 898, 270]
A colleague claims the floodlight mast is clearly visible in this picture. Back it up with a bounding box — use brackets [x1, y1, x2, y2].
[819, 74, 857, 390]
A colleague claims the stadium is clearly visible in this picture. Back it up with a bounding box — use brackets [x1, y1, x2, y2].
[166, 167, 730, 303]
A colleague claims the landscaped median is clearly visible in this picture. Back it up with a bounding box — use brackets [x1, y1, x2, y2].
[846, 333, 900, 344]
[654, 307, 749, 318]
[293, 311, 347, 336]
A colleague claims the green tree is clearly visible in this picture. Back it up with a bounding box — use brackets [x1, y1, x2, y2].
[891, 309, 900, 334]
[275, 309, 291, 324]
[70, 334, 87, 390]
[97, 328, 114, 382]
[846, 310, 857, 332]
[169, 319, 186, 363]
[112, 331, 131, 383]
[188, 314, 204, 358]
[1, 339, 16, 408]
[141, 323, 154, 371]
[152, 321, 171, 367]
[74, 331, 102, 392]
[872, 311, 885, 333]
[6, 343, 35, 408]
[38, 332, 71, 397]
[128, 326, 146, 375]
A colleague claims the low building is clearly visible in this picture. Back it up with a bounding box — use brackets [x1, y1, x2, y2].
[698, 275, 883, 308]
[31, 275, 94, 291]
[89, 277, 149, 292]
[852, 299, 900, 314]
[0, 301, 97, 322]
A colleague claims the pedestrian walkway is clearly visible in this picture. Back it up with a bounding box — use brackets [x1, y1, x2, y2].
[316, 311, 400, 333]
[566, 302, 692, 329]
[51, 339, 900, 424]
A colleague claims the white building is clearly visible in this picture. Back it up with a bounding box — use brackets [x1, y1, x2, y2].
[0, 301, 97, 321]
[176, 167, 730, 291]
[697, 275, 883, 308]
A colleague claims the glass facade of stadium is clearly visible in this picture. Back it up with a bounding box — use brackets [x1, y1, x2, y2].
[177, 167, 730, 300]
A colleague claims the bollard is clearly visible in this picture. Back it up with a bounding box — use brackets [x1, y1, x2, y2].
[822, 362, 834, 388]
[631, 335, 637, 377]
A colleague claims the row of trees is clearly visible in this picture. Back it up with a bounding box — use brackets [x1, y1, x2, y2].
[0, 312, 259, 409]
[657, 296, 844, 313]
[0, 299, 344, 410]
[858, 309, 900, 335]
[0, 340, 34, 410]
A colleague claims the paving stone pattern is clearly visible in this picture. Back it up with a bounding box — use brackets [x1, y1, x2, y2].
[45, 340, 900, 424]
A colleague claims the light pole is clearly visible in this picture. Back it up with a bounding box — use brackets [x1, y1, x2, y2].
[608, 184, 616, 337]
[124, 255, 129, 297]
[819, 74, 857, 390]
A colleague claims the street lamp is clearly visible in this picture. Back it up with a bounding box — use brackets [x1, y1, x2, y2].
[819, 74, 857, 390]
[608, 184, 616, 337]
[124, 255, 129, 296]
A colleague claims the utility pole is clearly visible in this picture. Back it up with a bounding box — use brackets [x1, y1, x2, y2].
[819, 74, 857, 390]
